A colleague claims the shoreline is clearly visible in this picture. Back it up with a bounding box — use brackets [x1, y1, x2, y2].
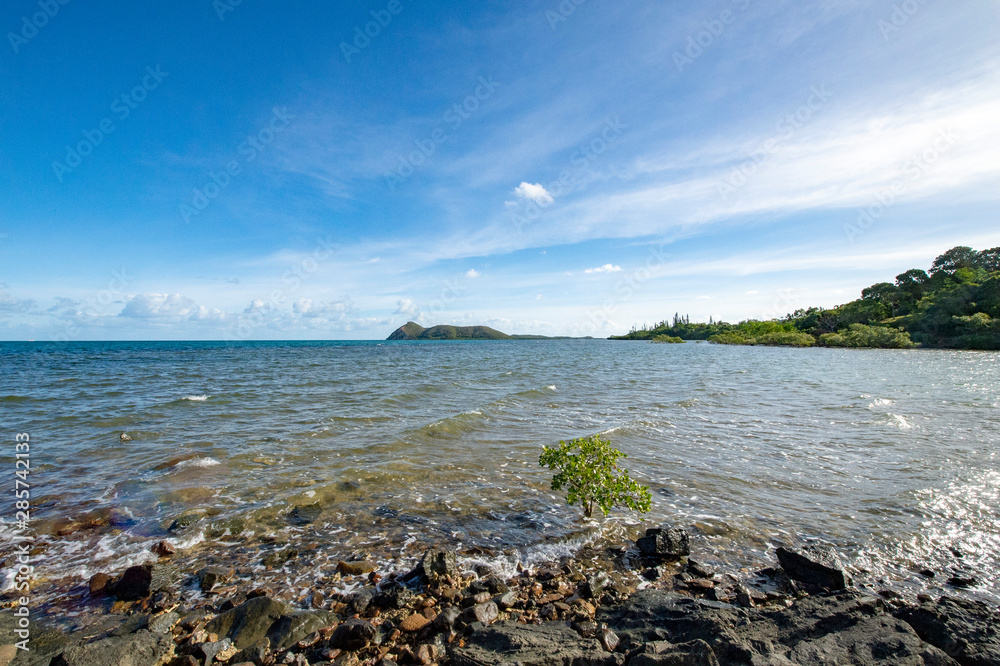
[4, 526, 998, 665]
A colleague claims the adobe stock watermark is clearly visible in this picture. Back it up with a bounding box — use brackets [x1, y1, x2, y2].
[212, 0, 243, 21]
[340, 0, 410, 63]
[384, 76, 500, 192]
[844, 127, 958, 244]
[51, 66, 168, 183]
[717, 84, 832, 202]
[224, 235, 336, 341]
[7, 0, 71, 54]
[878, 0, 930, 40]
[179, 107, 295, 223]
[673, 0, 752, 73]
[545, 0, 589, 31]
[510, 116, 627, 232]
[579, 244, 671, 336]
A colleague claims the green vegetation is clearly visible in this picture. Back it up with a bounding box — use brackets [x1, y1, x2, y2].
[611, 246, 1000, 350]
[539, 434, 652, 519]
[651, 334, 684, 344]
[387, 322, 511, 340]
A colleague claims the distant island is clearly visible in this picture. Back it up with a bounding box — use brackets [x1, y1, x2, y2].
[387, 322, 592, 341]
[612, 245, 1000, 350]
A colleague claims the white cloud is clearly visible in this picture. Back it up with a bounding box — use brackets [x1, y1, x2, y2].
[394, 298, 418, 315]
[746, 290, 760, 295]
[0, 290, 35, 313]
[465, 269, 481, 279]
[584, 264, 622, 274]
[120, 293, 198, 318]
[513, 182, 554, 206]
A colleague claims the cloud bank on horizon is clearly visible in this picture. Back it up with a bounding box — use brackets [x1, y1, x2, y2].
[1, 0, 998, 340]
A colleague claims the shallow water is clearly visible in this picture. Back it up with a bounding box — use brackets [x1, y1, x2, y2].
[1, 339, 998, 609]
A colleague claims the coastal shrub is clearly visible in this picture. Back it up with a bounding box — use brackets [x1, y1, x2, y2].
[652, 335, 684, 343]
[820, 324, 915, 349]
[708, 332, 755, 345]
[539, 435, 652, 519]
[755, 331, 816, 347]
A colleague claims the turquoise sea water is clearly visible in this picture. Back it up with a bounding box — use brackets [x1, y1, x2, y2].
[1, 340, 998, 609]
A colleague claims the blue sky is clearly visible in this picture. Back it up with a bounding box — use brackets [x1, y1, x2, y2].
[1, 0, 998, 340]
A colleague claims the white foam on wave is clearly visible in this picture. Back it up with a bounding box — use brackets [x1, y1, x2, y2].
[174, 456, 222, 469]
[546, 385, 557, 391]
[886, 413, 913, 430]
[183, 395, 209, 402]
[868, 398, 895, 409]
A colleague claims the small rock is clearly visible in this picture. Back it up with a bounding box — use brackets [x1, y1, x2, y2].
[288, 503, 322, 525]
[408, 548, 458, 583]
[493, 590, 518, 610]
[400, 613, 431, 632]
[110, 563, 178, 601]
[147, 611, 180, 634]
[198, 566, 233, 593]
[336, 560, 376, 576]
[89, 572, 113, 596]
[579, 572, 612, 599]
[599, 626, 619, 652]
[151, 540, 176, 557]
[329, 619, 376, 651]
[461, 601, 499, 626]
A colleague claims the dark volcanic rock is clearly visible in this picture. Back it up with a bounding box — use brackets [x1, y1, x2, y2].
[266, 610, 339, 651]
[628, 639, 720, 665]
[637, 527, 691, 560]
[52, 630, 175, 666]
[374, 581, 415, 609]
[897, 596, 1000, 665]
[599, 589, 958, 665]
[109, 563, 178, 601]
[776, 545, 851, 591]
[450, 621, 621, 666]
[329, 618, 377, 651]
[204, 596, 289, 649]
[197, 565, 232, 593]
[407, 548, 458, 583]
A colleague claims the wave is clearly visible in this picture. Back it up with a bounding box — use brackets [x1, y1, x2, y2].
[182, 395, 209, 402]
[173, 456, 223, 469]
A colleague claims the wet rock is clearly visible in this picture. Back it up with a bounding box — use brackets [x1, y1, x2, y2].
[109, 563, 178, 601]
[52, 630, 174, 666]
[470, 576, 509, 596]
[407, 548, 458, 583]
[493, 590, 518, 610]
[637, 527, 691, 560]
[434, 606, 462, 630]
[151, 540, 176, 558]
[450, 621, 621, 665]
[336, 560, 376, 576]
[946, 575, 978, 589]
[686, 560, 716, 579]
[288, 504, 322, 525]
[204, 596, 289, 649]
[374, 582, 414, 609]
[599, 627, 620, 652]
[89, 572, 113, 596]
[776, 545, 851, 592]
[196, 637, 235, 664]
[0, 615, 73, 666]
[348, 588, 375, 615]
[896, 596, 1000, 665]
[329, 619, 376, 651]
[198, 566, 233, 593]
[266, 610, 339, 651]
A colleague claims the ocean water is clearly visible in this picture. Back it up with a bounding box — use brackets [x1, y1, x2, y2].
[1, 340, 998, 611]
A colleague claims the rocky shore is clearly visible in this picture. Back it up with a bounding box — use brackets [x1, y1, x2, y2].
[2, 527, 998, 666]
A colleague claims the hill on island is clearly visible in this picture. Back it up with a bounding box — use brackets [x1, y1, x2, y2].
[387, 322, 511, 340]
